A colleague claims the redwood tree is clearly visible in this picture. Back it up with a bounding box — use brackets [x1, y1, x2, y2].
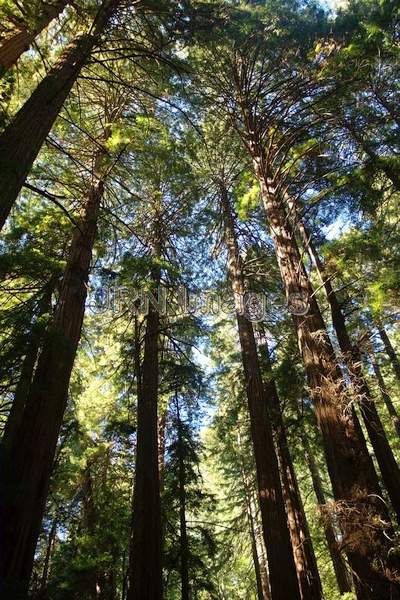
[0, 0, 121, 231]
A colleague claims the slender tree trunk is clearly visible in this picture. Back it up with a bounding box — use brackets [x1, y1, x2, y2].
[82, 461, 100, 600]
[295, 216, 400, 523]
[299, 428, 352, 595]
[176, 394, 190, 600]
[0, 150, 106, 597]
[219, 183, 301, 600]
[262, 351, 322, 600]
[158, 410, 167, 495]
[377, 324, 400, 382]
[253, 506, 271, 600]
[0, 0, 70, 74]
[38, 517, 58, 598]
[248, 140, 398, 598]
[237, 431, 271, 600]
[369, 349, 400, 439]
[0, 0, 121, 231]
[128, 255, 163, 599]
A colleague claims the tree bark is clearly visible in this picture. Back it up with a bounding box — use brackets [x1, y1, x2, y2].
[38, 517, 58, 598]
[128, 252, 163, 600]
[296, 217, 400, 524]
[247, 141, 398, 598]
[219, 183, 301, 600]
[299, 426, 352, 595]
[263, 353, 322, 600]
[176, 394, 190, 600]
[237, 430, 271, 600]
[377, 324, 400, 382]
[369, 349, 400, 439]
[0, 149, 106, 596]
[158, 409, 167, 495]
[0, 0, 121, 231]
[0, 0, 70, 75]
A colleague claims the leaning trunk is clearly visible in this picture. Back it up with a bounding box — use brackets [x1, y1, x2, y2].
[249, 142, 398, 599]
[237, 430, 271, 600]
[263, 352, 322, 600]
[0, 0, 70, 74]
[0, 0, 120, 231]
[297, 218, 400, 524]
[368, 349, 400, 439]
[219, 183, 301, 600]
[299, 427, 352, 595]
[377, 324, 400, 383]
[0, 156, 105, 596]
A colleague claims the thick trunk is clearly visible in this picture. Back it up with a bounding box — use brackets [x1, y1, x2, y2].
[369, 350, 400, 439]
[264, 360, 322, 600]
[378, 325, 400, 383]
[177, 398, 190, 600]
[220, 184, 301, 600]
[0, 0, 70, 74]
[128, 266, 163, 600]
[250, 150, 398, 599]
[300, 429, 352, 595]
[0, 159, 105, 596]
[297, 220, 400, 524]
[0, 0, 120, 231]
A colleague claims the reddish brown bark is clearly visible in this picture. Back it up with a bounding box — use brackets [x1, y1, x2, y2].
[128, 240, 163, 600]
[0, 0, 121, 231]
[296, 218, 400, 524]
[247, 141, 398, 598]
[0, 150, 106, 596]
[0, 0, 70, 74]
[237, 430, 271, 600]
[263, 357, 322, 600]
[220, 184, 301, 600]
[300, 430, 353, 595]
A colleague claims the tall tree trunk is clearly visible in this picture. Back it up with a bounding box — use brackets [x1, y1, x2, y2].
[38, 517, 58, 599]
[158, 409, 167, 495]
[299, 426, 352, 595]
[176, 394, 190, 600]
[368, 348, 400, 439]
[128, 254, 163, 600]
[0, 0, 70, 74]
[262, 351, 322, 600]
[237, 430, 271, 600]
[81, 461, 100, 600]
[247, 139, 398, 598]
[219, 183, 301, 600]
[0, 0, 121, 231]
[295, 215, 400, 523]
[377, 324, 400, 382]
[0, 150, 106, 597]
